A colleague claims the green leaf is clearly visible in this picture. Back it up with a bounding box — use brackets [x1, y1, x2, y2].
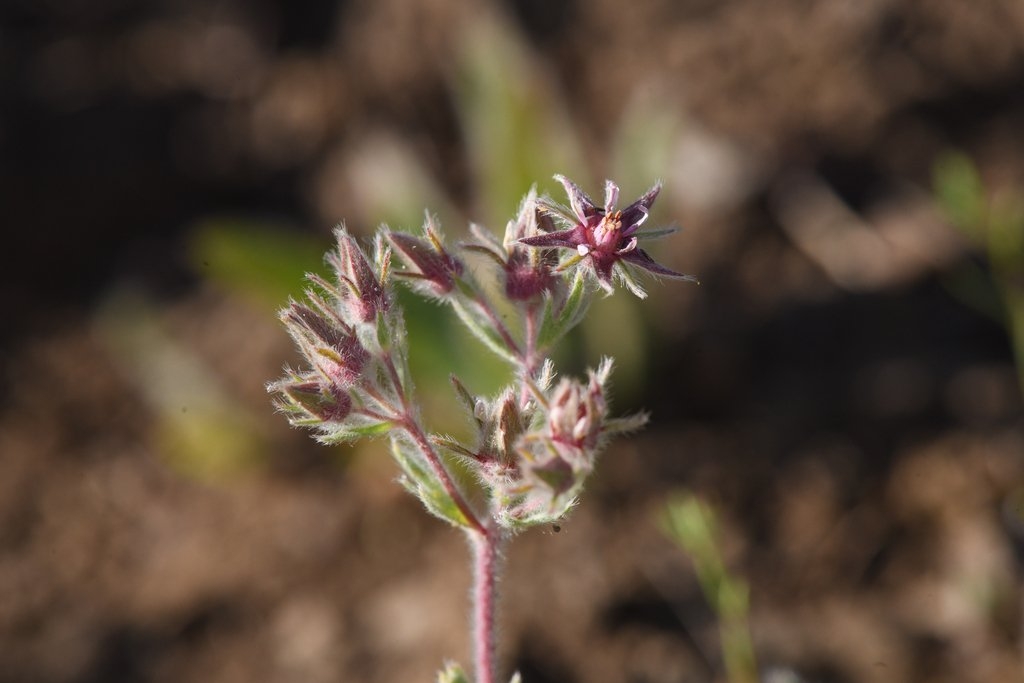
[189, 218, 327, 310]
[449, 296, 520, 365]
[391, 439, 472, 528]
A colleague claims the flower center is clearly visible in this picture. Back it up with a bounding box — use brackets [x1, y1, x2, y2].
[590, 210, 623, 251]
[601, 210, 623, 233]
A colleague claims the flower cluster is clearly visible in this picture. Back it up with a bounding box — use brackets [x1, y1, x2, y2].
[269, 176, 695, 683]
[269, 227, 396, 445]
[272, 177, 694, 521]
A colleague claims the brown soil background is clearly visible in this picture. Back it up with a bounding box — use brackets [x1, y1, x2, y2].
[3, 1, 1024, 682]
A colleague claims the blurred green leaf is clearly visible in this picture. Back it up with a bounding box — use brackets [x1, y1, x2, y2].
[454, 11, 588, 228]
[95, 289, 266, 481]
[932, 150, 1024, 396]
[662, 493, 758, 683]
[189, 217, 328, 310]
[988, 194, 1024, 273]
[933, 151, 986, 238]
[399, 288, 506, 434]
[611, 89, 684, 195]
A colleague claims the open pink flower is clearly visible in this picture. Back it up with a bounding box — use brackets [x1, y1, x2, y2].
[519, 175, 697, 296]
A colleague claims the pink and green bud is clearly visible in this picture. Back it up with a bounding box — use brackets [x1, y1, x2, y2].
[281, 302, 368, 387]
[329, 227, 390, 323]
[546, 372, 606, 455]
[386, 218, 464, 296]
[501, 189, 557, 302]
[278, 376, 353, 423]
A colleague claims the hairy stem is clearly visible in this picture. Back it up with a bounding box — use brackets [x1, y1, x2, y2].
[518, 304, 540, 408]
[470, 292, 523, 360]
[472, 527, 502, 683]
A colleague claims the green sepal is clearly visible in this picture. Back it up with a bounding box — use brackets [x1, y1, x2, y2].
[281, 383, 345, 421]
[436, 662, 471, 683]
[449, 374, 479, 418]
[615, 263, 648, 299]
[469, 221, 506, 257]
[392, 439, 472, 528]
[530, 457, 574, 494]
[432, 435, 480, 462]
[314, 420, 393, 444]
[461, 242, 507, 269]
[637, 225, 679, 240]
[496, 495, 578, 531]
[603, 411, 650, 436]
[537, 270, 589, 350]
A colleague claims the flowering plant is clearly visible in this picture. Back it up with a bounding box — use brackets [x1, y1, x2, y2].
[269, 175, 695, 683]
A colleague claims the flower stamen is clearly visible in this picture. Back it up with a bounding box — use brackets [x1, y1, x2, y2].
[603, 210, 623, 232]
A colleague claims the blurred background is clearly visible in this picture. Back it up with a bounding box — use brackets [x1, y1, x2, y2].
[3, 0, 1024, 681]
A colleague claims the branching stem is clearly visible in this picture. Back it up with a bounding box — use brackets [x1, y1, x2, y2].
[399, 417, 487, 537]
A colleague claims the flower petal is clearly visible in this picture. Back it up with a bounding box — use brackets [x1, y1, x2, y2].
[554, 174, 601, 221]
[615, 235, 639, 255]
[518, 227, 584, 250]
[603, 180, 619, 214]
[619, 181, 661, 230]
[621, 248, 699, 282]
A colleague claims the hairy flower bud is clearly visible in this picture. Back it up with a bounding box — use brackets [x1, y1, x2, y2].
[502, 189, 557, 302]
[276, 375, 353, 423]
[546, 373, 606, 456]
[386, 217, 464, 296]
[281, 301, 368, 387]
[489, 361, 617, 527]
[330, 227, 390, 323]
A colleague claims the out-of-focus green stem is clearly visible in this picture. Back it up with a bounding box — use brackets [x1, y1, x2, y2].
[663, 494, 759, 683]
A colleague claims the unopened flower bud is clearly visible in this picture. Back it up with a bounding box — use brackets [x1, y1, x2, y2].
[496, 392, 524, 460]
[502, 189, 556, 302]
[331, 228, 390, 323]
[547, 374, 606, 454]
[281, 302, 368, 387]
[386, 219, 464, 296]
[281, 377, 353, 422]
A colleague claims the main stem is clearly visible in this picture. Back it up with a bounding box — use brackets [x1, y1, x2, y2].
[472, 527, 502, 683]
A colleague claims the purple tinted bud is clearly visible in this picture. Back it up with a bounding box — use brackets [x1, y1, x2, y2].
[282, 378, 353, 422]
[386, 219, 464, 296]
[547, 374, 605, 453]
[502, 189, 557, 302]
[332, 228, 389, 323]
[281, 302, 368, 386]
[504, 261, 556, 302]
